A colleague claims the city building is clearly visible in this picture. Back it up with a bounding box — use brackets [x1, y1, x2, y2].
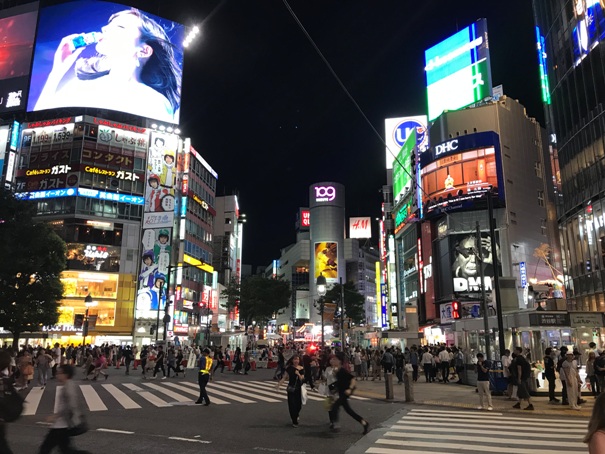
[532, 1, 605, 313]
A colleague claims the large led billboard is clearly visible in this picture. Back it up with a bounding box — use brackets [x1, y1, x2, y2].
[571, 0, 605, 66]
[392, 128, 416, 204]
[385, 115, 428, 169]
[450, 231, 501, 294]
[425, 19, 492, 121]
[314, 242, 338, 283]
[0, 4, 38, 113]
[28, 1, 184, 123]
[419, 131, 504, 217]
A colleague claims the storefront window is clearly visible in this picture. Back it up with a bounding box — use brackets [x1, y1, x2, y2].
[66, 243, 120, 272]
[56, 300, 116, 327]
[61, 271, 119, 299]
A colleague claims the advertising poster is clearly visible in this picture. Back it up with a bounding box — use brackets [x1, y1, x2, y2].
[450, 232, 501, 294]
[28, 0, 184, 123]
[349, 216, 372, 239]
[146, 131, 177, 213]
[571, 0, 605, 65]
[392, 128, 416, 203]
[385, 115, 428, 169]
[425, 18, 492, 121]
[0, 5, 37, 113]
[314, 242, 338, 282]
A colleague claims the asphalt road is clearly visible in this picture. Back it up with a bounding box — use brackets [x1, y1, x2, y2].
[6, 367, 401, 454]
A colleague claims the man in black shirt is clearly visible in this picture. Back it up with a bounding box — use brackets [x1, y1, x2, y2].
[476, 353, 493, 410]
[511, 347, 533, 410]
[544, 348, 559, 404]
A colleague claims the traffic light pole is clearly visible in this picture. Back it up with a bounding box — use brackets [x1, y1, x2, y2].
[476, 221, 491, 359]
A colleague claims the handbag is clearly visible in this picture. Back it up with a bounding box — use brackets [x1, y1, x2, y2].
[317, 383, 328, 396]
[301, 385, 308, 405]
[286, 385, 296, 393]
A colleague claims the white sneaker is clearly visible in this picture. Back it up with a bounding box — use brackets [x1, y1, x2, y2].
[487, 406, 493, 411]
[477, 406, 483, 410]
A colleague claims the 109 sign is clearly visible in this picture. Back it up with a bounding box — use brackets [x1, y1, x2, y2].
[315, 186, 336, 202]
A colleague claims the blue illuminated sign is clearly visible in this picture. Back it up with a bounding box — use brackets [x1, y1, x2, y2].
[181, 196, 187, 217]
[519, 261, 527, 288]
[16, 188, 144, 205]
[9, 121, 19, 151]
[535, 27, 551, 105]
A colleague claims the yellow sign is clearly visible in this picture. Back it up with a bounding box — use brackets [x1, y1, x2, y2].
[183, 254, 214, 273]
[192, 194, 209, 210]
[26, 168, 51, 176]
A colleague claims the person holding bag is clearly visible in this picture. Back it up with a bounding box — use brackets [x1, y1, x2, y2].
[38, 365, 89, 454]
[277, 354, 304, 427]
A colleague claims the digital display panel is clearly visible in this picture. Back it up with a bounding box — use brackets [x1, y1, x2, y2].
[28, 0, 184, 123]
[314, 242, 338, 283]
[535, 27, 551, 105]
[450, 231, 501, 294]
[0, 4, 38, 113]
[385, 115, 428, 169]
[425, 18, 492, 121]
[392, 128, 416, 204]
[572, 0, 605, 66]
[420, 131, 504, 217]
[15, 187, 144, 205]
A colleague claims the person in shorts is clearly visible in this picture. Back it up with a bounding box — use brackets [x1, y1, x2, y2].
[511, 347, 533, 410]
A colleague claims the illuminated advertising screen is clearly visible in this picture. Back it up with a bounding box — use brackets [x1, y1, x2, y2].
[349, 216, 372, 239]
[28, 0, 184, 123]
[450, 231, 501, 295]
[535, 27, 551, 105]
[0, 4, 37, 113]
[571, 0, 605, 66]
[420, 131, 504, 217]
[425, 18, 492, 121]
[385, 115, 428, 169]
[314, 242, 338, 283]
[392, 128, 416, 204]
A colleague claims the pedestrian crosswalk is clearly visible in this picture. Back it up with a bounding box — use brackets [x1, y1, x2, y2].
[20, 379, 369, 416]
[365, 408, 587, 454]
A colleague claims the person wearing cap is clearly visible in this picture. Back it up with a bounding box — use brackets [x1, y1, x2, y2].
[195, 348, 211, 406]
[561, 351, 583, 410]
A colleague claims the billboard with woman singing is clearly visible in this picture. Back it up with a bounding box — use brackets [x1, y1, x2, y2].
[28, 0, 184, 123]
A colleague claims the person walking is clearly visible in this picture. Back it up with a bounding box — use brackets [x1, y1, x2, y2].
[123, 346, 134, 376]
[475, 353, 493, 411]
[438, 347, 450, 383]
[511, 347, 534, 411]
[233, 347, 243, 374]
[410, 346, 419, 383]
[543, 347, 559, 404]
[587, 351, 599, 396]
[195, 348, 211, 405]
[36, 348, 53, 388]
[38, 365, 90, 454]
[584, 393, 605, 453]
[152, 345, 166, 379]
[277, 354, 304, 428]
[213, 346, 225, 374]
[326, 353, 369, 434]
[0, 351, 16, 453]
[421, 348, 433, 383]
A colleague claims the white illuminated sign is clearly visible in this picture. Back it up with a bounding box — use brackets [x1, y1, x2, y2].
[84, 245, 109, 259]
[314, 185, 336, 202]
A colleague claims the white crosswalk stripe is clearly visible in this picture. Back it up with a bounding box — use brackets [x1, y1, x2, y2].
[365, 408, 587, 454]
[20, 378, 334, 416]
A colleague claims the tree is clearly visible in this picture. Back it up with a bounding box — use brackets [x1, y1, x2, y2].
[238, 275, 291, 327]
[325, 281, 365, 325]
[220, 277, 241, 312]
[0, 189, 66, 345]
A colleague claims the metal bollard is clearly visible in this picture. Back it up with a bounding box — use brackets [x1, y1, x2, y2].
[404, 368, 414, 402]
[385, 371, 394, 401]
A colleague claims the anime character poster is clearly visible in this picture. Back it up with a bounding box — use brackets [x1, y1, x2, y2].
[315, 242, 338, 283]
[572, 0, 605, 65]
[136, 227, 172, 318]
[145, 131, 178, 213]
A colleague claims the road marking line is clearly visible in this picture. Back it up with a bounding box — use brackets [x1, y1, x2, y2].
[23, 387, 44, 415]
[141, 382, 190, 402]
[385, 429, 585, 440]
[231, 381, 287, 399]
[410, 408, 587, 424]
[209, 382, 280, 402]
[400, 415, 587, 428]
[410, 408, 504, 416]
[249, 381, 324, 401]
[376, 437, 586, 454]
[101, 384, 141, 409]
[366, 449, 424, 454]
[168, 437, 211, 444]
[393, 421, 586, 434]
[377, 437, 584, 449]
[162, 382, 230, 405]
[80, 385, 107, 411]
[122, 383, 170, 407]
[96, 428, 135, 434]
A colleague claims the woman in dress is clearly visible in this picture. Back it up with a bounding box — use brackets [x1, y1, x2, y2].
[277, 354, 305, 428]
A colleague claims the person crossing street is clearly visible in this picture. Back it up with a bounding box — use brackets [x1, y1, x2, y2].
[195, 348, 212, 406]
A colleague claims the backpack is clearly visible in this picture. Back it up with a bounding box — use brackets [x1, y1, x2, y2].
[0, 378, 24, 422]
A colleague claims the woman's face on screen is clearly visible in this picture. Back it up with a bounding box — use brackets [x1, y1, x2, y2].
[97, 13, 143, 59]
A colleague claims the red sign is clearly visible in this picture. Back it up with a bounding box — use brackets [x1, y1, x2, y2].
[302, 210, 310, 227]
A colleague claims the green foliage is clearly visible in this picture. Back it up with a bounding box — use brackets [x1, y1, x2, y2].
[324, 281, 366, 325]
[0, 189, 66, 344]
[220, 277, 241, 311]
[239, 275, 291, 326]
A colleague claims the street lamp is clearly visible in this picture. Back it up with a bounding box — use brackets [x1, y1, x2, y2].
[83, 293, 97, 346]
[316, 273, 326, 347]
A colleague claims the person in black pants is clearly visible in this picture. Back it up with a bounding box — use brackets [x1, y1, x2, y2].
[277, 355, 304, 427]
[213, 347, 225, 374]
[153, 345, 166, 379]
[196, 348, 211, 405]
[544, 348, 559, 404]
[328, 353, 370, 434]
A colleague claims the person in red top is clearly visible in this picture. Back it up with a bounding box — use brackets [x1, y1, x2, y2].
[92, 352, 108, 381]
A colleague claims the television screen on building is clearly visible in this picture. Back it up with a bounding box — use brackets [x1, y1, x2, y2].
[392, 128, 416, 204]
[419, 131, 504, 217]
[571, 0, 605, 66]
[28, 0, 184, 123]
[314, 242, 338, 283]
[425, 18, 492, 121]
[0, 4, 38, 113]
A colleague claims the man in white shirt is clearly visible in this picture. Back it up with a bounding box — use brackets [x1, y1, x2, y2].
[438, 347, 451, 383]
[501, 349, 513, 398]
[421, 348, 434, 383]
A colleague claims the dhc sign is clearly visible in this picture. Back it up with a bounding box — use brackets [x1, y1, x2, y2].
[435, 139, 458, 156]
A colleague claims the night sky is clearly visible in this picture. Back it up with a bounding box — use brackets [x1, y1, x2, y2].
[125, 0, 543, 268]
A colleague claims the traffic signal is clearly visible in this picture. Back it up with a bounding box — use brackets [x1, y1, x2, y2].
[452, 301, 460, 319]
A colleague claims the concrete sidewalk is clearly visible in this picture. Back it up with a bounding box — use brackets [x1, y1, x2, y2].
[353, 375, 593, 418]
